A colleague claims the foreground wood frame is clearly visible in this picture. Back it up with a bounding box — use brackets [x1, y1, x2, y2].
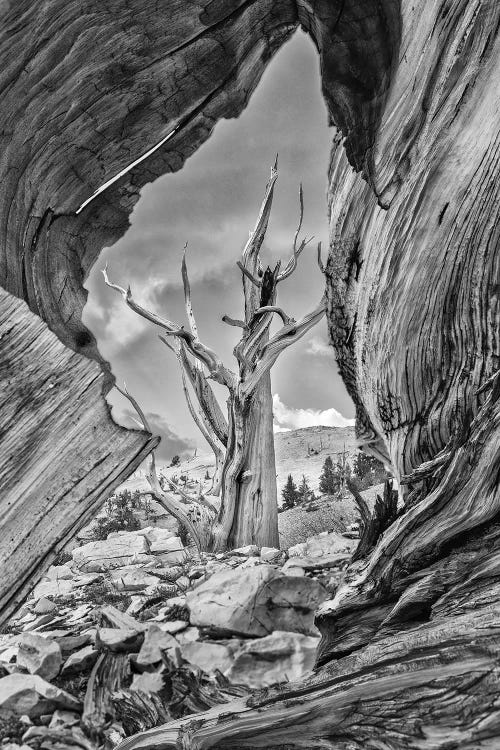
[0, 1, 499, 747]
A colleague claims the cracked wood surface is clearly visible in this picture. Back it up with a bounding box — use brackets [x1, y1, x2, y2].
[1, 0, 499, 745]
[0, 287, 157, 625]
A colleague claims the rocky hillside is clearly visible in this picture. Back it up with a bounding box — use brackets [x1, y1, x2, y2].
[123, 425, 357, 499]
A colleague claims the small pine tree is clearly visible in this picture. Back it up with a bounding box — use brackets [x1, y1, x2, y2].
[282, 474, 298, 510]
[170, 454, 181, 467]
[297, 475, 313, 505]
[319, 455, 340, 496]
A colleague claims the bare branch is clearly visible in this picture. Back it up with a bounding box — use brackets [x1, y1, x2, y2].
[241, 295, 327, 397]
[317, 241, 325, 274]
[222, 315, 248, 330]
[114, 382, 216, 550]
[236, 261, 262, 287]
[159, 336, 229, 446]
[254, 305, 294, 326]
[277, 236, 314, 283]
[292, 183, 304, 254]
[103, 264, 236, 388]
[181, 244, 199, 339]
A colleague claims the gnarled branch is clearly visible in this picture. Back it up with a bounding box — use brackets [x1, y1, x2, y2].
[102, 264, 235, 389]
[241, 294, 327, 397]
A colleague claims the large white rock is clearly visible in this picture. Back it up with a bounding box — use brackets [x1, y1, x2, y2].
[16, 634, 62, 681]
[136, 624, 178, 665]
[260, 546, 281, 562]
[111, 570, 159, 592]
[151, 535, 187, 562]
[71, 534, 151, 572]
[32, 579, 74, 600]
[225, 631, 319, 688]
[186, 565, 327, 637]
[140, 527, 176, 551]
[0, 674, 81, 718]
[288, 531, 354, 559]
[180, 641, 233, 674]
[44, 565, 73, 581]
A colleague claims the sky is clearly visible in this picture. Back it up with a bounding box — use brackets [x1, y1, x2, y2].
[83, 31, 355, 462]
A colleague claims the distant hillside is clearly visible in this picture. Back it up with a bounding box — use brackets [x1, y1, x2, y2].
[122, 425, 358, 499]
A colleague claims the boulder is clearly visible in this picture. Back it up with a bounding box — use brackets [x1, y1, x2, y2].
[140, 527, 175, 551]
[61, 646, 98, 676]
[186, 565, 327, 637]
[33, 598, 56, 615]
[260, 546, 281, 562]
[180, 641, 233, 674]
[288, 531, 354, 560]
[16, 634, 62, 681]
[282, 552, 351, 572]
[225, 631, 319, 688]
[130, 672, 164, 693]
[44, 565, 73, 581]
[32, 579, 74, 600]
[231, 545, 259, 556]
[0, 674, 81, 718]
[111, 570, 159, 592]
[96, 628, 143, 653]
[136, 624, 179, 666]
[152, 536, 187, 563]
[71, 534, 150, 572]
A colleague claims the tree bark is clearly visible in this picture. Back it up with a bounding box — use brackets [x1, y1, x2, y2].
[216, 377, 279, 550]
[1, 0, 500, 746]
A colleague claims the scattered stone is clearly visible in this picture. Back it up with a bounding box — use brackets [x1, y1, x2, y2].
[260, 546, 281, 562]
[155, 565, 184, 583]
[180, 641, 233, 674]
[61, 646, 98, 676]
[0, 674, 81, 718]
[111, 570, 159, 592]
[155, 620, 187, 635]
[153, 536, 187, 564]
[17, 634, 62, 681]
[136, 625, 178, 666]
[238, 557, 261, 569]
[226, 630, 319, 688]
[48, 709, 80, 728]
[282, 552, 350, 572]
[126, 597, 146, 616]
[71, 534, 151, 572]
[96, 629, 143, 653]
[176, 627, 200, 645]
[130, 671, 164, 693]
[187, 565, 327, 637]
[44, 565, 73, 581]
[231, 545, 259, 556]
[33, 598, 56, 615]
[142, 527, 175, 552]
[32, 579, 74, 600]
[175, 576, 191, 592]
[54, 634, 92, 656]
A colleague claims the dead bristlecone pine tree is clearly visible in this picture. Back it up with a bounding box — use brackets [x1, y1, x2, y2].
[0, 2, 499, 749]
[104, 162, 326, 552]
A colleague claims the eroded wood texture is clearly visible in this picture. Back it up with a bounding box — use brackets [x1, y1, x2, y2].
[0, 288, 157, 625]
[1, 0, 499, 746]
[0, 1, 298, 620]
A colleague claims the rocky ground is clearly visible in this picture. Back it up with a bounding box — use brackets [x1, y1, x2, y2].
[0, 520, 359, 748]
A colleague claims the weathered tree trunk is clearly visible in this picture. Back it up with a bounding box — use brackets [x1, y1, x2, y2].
[1, 0, 499, 746]
[217, 376, 278, 550]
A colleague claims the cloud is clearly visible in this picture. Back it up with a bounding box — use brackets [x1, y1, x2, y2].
[306, 336, 333, 358]
[273, 394, 354, 431]
[120, 408, 195, 461]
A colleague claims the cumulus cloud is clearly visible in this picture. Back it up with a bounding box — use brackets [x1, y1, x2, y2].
[306, 335, 333, 358]
[120, 408, 195, 462]
[273, 394, 354, 431]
